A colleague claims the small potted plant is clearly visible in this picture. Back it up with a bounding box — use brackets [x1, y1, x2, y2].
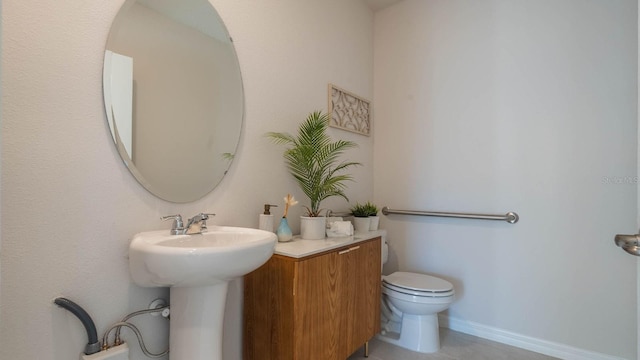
[364, 201, 380, 231]
[268, 111, 361, 239]
[350, 202, 371, 233]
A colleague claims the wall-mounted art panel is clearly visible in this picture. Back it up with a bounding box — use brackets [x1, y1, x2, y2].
[328, 84, 371, 136]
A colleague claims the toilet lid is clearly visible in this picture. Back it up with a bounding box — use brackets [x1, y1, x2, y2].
[383, 272, 453, 293]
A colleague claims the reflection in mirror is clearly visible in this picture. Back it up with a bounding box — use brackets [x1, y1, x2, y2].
[104, 0, 243, 203]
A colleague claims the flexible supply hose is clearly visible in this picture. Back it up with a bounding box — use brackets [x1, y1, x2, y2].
[104, 322, 168, 358]
[53, 297, 100, 355]
[113, 305, 169, 345]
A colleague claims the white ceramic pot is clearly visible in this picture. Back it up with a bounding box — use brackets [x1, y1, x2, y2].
[300, 216, 327, 240]
[369, 215, 380, 231]
[353, 217, 371, 233]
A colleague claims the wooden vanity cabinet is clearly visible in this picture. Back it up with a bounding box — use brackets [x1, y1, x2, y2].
[243, 237, 381, 360]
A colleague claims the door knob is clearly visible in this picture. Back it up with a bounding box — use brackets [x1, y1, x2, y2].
[614, 234, 640, 256]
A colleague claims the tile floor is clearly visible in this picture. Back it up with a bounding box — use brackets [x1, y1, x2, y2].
[348, 328, 558, 360]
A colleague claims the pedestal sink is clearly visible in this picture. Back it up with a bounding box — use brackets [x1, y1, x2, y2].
[129, 226, 276, 360]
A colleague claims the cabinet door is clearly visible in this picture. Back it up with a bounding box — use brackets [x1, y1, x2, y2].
[244, 255, 296, 360]
[337, 238, 381, 358]
[293, 250, 341, 359]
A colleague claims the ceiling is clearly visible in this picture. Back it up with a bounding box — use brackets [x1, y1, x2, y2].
[364, 0, 404, 11]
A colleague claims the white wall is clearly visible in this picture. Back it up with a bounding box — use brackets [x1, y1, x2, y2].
[374, 0, 637, 358]
[0, 0, 3, 317]
[0, 1, 373, 359]
[0, 1, 3, 313]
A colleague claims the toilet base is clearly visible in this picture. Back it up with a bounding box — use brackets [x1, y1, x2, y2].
[377, 313, 441, 353]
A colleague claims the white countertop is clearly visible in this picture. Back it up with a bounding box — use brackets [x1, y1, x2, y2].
[275, 229, 386, 258]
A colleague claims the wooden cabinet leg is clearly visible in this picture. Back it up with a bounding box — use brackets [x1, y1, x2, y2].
[364, 341, 369, 357]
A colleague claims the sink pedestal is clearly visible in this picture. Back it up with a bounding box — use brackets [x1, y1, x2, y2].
[170, 282, 228, 360]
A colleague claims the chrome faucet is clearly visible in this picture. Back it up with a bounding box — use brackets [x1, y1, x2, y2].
[185, 213, 216, 235]
[161, 213, 215, 235]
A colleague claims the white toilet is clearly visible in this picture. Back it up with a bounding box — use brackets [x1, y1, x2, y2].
[378, 236, 455, 353]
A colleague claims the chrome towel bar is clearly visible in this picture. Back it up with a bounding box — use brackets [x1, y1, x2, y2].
[382, 206, 519, 224]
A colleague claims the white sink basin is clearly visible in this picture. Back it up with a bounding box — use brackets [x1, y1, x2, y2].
[128, 225, 276, 360]
[129, 226, 276, 287]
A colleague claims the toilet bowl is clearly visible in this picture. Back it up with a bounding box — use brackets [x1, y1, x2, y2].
[378, 236, 455, 353]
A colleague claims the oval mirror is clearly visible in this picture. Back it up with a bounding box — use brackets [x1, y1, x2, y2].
[103, 0, 243, 202]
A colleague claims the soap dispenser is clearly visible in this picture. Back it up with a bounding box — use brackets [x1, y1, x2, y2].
[259, 204, 277, 232]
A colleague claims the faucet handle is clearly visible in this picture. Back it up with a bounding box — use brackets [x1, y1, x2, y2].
[197, 213, 216, 232]
[161, 214, 184, 235]
[200, 216, 215, 233]
[191, 213, 216, 221]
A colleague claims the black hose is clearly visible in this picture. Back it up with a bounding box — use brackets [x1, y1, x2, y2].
[53, 297, 101, 355]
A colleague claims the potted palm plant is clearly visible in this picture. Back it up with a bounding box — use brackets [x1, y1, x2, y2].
[268, 111, 361, 239]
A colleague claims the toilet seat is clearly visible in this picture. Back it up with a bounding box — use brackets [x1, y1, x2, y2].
[383, 272, 454, 297]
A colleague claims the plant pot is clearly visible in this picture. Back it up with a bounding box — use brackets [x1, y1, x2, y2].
[369, 215, 380, 231]
[300, 216, 326, 240]
[353, 216, 371, 233]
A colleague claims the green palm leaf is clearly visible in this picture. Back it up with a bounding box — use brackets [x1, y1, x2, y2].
[267, 111, 362, 216]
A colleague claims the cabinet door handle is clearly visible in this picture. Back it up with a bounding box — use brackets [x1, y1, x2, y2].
[338, 245, 360, 255]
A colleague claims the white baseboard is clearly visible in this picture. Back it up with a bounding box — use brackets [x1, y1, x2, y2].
[439, 315, 627, 360]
